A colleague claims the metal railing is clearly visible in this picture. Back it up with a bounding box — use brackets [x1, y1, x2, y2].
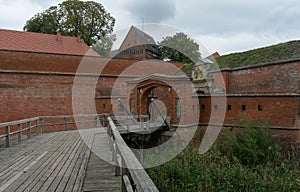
[110, 115, 170, 133]
[107, 117, 159, 192]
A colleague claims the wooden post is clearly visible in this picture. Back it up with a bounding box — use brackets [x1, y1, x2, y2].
[64, 117, 67, 131]
[41, 118, 44, 134]
[115, 159, 121, 176]
[95, 115, 98, 128]
[104, 114, 107, 127]
[102, 115, 105, 127]
[109, 125, 113, 151]
[5, 125, 10, 148]
[18, 124, 22, 143]
[121, 158, 128, 192]
[115, 147, 121, 176]
[81, 116, 84, 129]
[123, 175, 134, 192]
[36, 119, 39, 135]
[27, 121, 31, 139]
[103, 114, 108, 127]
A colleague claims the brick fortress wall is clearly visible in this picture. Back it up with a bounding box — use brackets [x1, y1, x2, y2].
[203, 60, 300, 144]
[0, 50, 183, 122]
[198, 95, 300, 128]
[0, 50, 299, 143]
[210, 60, 300, 94]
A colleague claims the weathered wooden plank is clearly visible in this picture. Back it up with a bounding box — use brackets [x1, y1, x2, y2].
[0, 133, 61, 186]
[55, 136, 87, 192]
[63, 132, 94, 191]
[29, 132, 82, 191]
[0, 151, 47, 192]
[0, 133, 59, 171]
[38, 132, 84, 191]
[72, 131, 95, 192]
[0, 130, 97, 192]
[3, 132, 77, 192]
[14, 132, 79, 192]
[81, 132, 121, 192]
[0, 126, 128, 192]
[2, 149, 59, 191]
[48, 132, 91, 192]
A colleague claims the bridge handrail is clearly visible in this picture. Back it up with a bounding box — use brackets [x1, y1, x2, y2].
[0, 114, 105, 148]
[107, 117, 159, 192]
[0, 117, 39, 127]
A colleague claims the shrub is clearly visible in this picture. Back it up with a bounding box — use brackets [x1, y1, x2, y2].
[146, 122, 300, 191]
[219, 125, 283, 167]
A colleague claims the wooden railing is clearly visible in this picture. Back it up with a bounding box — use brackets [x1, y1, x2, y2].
[0, 114, 155, 148]
[0, 114, 159, 191]
[107, 117, 159, 192]
[0, 114, 108, 148]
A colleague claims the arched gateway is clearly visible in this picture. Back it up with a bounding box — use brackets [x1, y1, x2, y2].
[125, 73, 199, 126]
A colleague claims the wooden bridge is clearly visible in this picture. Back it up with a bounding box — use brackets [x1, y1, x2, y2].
[0, 114, 159, 192]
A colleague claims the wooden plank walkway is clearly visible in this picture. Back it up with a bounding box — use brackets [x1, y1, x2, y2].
[81, 133, 121, 192]
[0, 129, 121, 192]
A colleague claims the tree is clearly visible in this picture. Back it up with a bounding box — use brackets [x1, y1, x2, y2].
[23, 0, 115, 47]
[158, 32, 201, 63]
[23, 6, 60, 35]
[92, 34, 116, 57]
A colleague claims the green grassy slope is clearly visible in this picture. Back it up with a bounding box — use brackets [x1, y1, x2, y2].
[215, 40, 300, 68]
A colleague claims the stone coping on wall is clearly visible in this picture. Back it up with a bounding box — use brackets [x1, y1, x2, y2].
[198, 123, 300, 130]
[172, 123, 300, 130]
[0, 49, 111, 59]
[208, 57, 300, 73]
[95, 96, 127, 99]
[125, 73, 188, 84]
[1, 49, 156, 61]
[193, 93, 300, 97]
[0, 69, 139, 78]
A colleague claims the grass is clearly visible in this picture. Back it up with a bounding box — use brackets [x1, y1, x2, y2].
[215, 40, 300, 69]
[179, 40, 300, 72]
[146, 124, 300, 192]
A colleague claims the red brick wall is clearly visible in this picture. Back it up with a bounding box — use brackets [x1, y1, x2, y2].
[222, 62, 300, 94]
[1, 50, 299, 144]
[0, 72, 74, 122]
[0, 50, 183, 124]
[199, 95, 300, 128]
[0, 50, 183, 76]
[95, 98, 114, 114]
[210, 71, 229, 91]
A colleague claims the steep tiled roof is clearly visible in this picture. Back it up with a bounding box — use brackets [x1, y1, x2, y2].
[118, 26, 157, 51]
[0, 29, 99, 56]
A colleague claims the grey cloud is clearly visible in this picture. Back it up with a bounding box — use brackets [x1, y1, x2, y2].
[125, 0, 176, 23]
[169, 0, 300, 36]
[29, 0, 61, 7]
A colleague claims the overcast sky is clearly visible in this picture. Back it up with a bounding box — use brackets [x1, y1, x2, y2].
[1, 0, 300, 55]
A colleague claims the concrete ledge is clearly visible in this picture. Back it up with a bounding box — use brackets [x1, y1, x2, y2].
[198, 123, 300, 130]
[0, 69, 139, 78]
[208, 57, 300, 73]
[170, 123, 300, 130]
[193, 93, 300, 97]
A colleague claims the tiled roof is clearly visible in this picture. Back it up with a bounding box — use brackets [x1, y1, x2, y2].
[118, 26, 157, 51]
[0, 29, 99, 56]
